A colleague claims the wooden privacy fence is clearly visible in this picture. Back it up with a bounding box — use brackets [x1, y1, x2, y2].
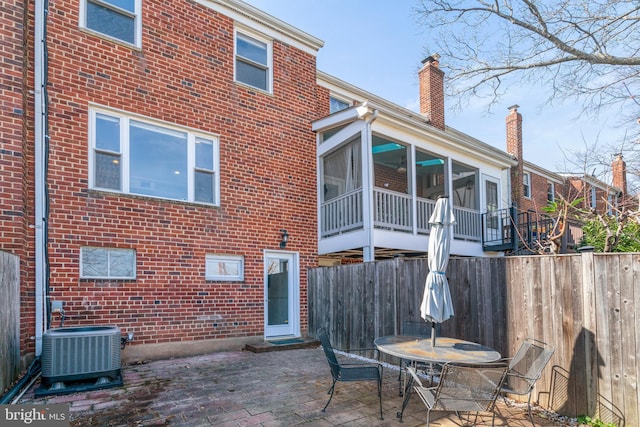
[1, 251, 21, 396]
[308, 253, 640, 427]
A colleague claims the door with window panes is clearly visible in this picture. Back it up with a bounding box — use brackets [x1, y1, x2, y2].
[484, 178, 501, 241]
[264, 251, 298, 338]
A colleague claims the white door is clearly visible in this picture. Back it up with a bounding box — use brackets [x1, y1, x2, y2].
[264, 251, 299, 338]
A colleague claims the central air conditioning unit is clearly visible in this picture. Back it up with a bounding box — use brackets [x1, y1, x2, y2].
[36, 325, 123, 396]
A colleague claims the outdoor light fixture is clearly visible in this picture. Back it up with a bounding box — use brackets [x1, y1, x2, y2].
[280, 229, 289, 249]
[397, 156, 407, 174]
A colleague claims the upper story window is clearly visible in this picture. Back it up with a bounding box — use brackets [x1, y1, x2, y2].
[523, 172, 531, 198]
[330, 97, 350, 114]
[235, 30, 272, 92]
[89, 107, 220, 205]
[80, 0, 141, 47]
[591, 187, 597, 209]
[547, 182, 555, 202]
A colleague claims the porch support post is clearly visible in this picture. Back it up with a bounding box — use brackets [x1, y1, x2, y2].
[362, 110, 378, 262]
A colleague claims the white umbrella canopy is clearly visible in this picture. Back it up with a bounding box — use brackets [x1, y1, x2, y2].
[420, 195, 456, 346]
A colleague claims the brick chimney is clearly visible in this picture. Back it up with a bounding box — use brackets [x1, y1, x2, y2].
[419, 55, 445, 130]
[612, 153, 627, 195]
[506, 105, 524, 208]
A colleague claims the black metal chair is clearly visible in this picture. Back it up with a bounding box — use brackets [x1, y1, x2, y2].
[500, 337, 555, 425]
[408, 361, 509, 426]
[317, 328, 383, 420]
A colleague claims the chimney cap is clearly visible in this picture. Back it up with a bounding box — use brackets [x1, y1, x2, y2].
[508, 104, 520, 111]
[422, 53, 441, 65]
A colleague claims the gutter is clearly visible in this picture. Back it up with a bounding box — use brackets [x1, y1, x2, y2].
[34, 0, 50, 356]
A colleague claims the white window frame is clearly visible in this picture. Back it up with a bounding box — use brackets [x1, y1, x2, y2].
[523, 172, 531, 198]
[234, 28, 273, 93]
[206, 255, 244, 281]
[330, 96, 351, 114]
[88, 106, 220, 206]
[80, 247, 136, 279]
[79, 0, 142, 48]
[547, 182, 555, 202]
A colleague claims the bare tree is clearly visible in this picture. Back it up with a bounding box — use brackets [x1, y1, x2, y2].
[414, 0, 640, 123]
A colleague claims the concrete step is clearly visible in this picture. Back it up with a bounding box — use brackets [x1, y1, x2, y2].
[244, 337, 320, 353]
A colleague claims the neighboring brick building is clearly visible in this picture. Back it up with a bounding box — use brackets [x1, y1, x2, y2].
[5, 0, 325, 362]
[505, 105, 626, 251]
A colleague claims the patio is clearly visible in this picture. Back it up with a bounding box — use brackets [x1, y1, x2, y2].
[20, 347, 574, 426]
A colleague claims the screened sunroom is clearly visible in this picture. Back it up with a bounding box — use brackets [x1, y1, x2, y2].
[313, 102, 514, 262]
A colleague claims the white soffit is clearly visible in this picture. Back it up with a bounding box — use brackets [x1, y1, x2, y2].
[194, 0, 324, 55]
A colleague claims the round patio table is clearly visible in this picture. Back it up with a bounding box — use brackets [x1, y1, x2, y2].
[374, 335, 501, 365]
[374, 335, 502, 421]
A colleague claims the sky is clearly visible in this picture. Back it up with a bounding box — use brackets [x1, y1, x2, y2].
[243, 0, 631, 176]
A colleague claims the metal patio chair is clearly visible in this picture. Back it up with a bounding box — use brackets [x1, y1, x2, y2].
[317, 328, 384, 420]
[408, 361, 509, 426]
[500, 337, 555, 424]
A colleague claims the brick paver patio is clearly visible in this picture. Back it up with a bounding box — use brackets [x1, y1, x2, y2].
[21, 347, 574, 426]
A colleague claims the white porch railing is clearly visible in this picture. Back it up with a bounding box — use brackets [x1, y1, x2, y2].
[452, 205, 482, 242]
[373, 189, 412, 232]
[321, 189, 363, 237]
[416, 197, 436, 234]
[320, 188, 482, 242]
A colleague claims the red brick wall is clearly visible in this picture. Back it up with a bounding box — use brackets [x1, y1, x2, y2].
[418, 58, 445, 131]
[506, 107, 524, 209]
[0, 3, 28, 257]
[565, 178, 610, 213]
[19, 1, 320, 353]
[1, 1, 34, 356]
[520, 173, 558, 214]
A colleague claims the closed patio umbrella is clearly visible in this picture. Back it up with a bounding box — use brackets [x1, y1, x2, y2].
[420, 195, 456, 346]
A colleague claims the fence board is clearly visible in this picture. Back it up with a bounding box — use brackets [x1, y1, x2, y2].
[1, 251, 20, 395]
[620, 254, 638, 425]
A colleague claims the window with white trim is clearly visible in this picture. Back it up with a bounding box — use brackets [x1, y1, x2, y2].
[235, 30, 272, 92]
[523, 172, 531, 198]
[547, 182, 555, 202]
[206, 255, 244, 281]
[90, 107, 219, 205]
[591, 187, 597, 209]
[81, 247, 136, 279]
[80, 0, 141, 47]
[330, 97, 350, 114]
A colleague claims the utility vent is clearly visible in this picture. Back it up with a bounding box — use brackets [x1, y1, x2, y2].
[37, 325, 122, 396]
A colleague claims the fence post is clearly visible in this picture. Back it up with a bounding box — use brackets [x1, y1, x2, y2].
[510, 206, 519, 252]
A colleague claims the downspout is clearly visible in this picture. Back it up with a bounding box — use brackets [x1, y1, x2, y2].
[34, 0, 50, 356]
[362, 109, 379, 262]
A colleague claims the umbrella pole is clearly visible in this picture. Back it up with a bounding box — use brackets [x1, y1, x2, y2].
[431, 322, 436, 347]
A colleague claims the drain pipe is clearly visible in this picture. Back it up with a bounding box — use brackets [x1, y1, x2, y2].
[34, 0, 50, 356]
[0, 360, 41, 404]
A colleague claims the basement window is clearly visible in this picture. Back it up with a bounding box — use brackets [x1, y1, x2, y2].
[206, 255, 244, 281]
[81, 247, 136, 279]
[80, 0, 141, 47]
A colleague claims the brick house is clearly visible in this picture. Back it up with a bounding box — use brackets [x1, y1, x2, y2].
[505, 105, 627, 252]
[5, 0, 328, 363]
[4, 0, 634, 373]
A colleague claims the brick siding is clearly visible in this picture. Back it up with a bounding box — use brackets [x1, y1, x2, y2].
[14, 1, 322, 355]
